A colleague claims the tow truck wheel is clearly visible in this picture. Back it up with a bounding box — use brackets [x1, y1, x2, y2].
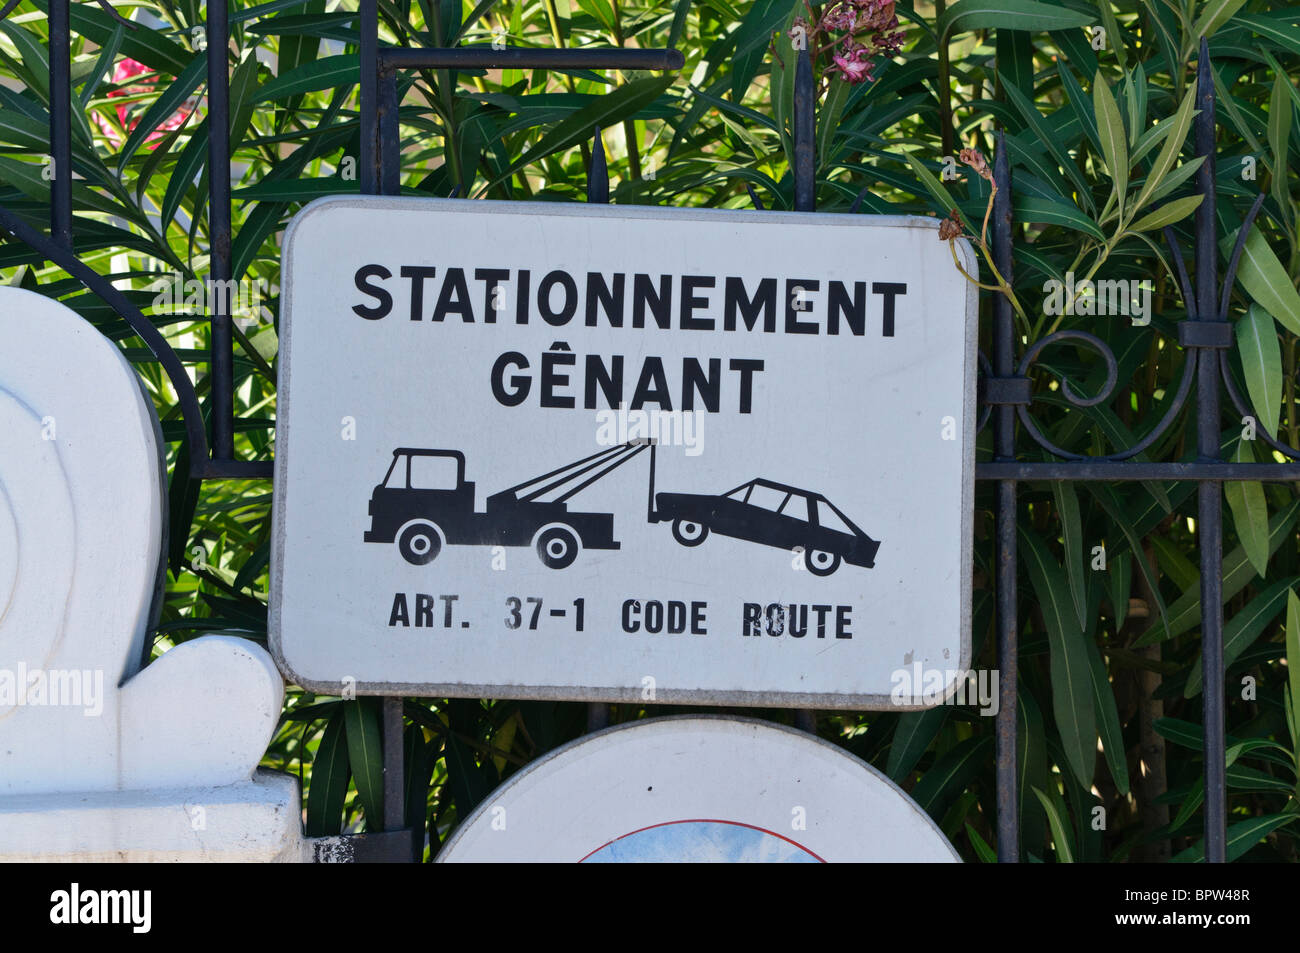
[672, 519, 709, 547]
[398, 523, 442, 565]
[536, 526, 580, 570]
[806, 548, 841, 577]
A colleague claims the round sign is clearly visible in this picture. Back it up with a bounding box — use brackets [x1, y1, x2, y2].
[437, 716, 959, 862]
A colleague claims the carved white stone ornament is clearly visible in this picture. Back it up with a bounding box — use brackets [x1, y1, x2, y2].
[0, 287, 301, 861]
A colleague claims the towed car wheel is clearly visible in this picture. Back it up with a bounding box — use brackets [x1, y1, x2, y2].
[806, 548, 841, 576]
[672, 519, 709, 547]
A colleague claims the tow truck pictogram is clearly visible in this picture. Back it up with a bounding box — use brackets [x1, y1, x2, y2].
[363, 441, 656, 569]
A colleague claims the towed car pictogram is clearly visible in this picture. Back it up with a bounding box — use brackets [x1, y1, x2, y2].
[652, 478, 881, 576]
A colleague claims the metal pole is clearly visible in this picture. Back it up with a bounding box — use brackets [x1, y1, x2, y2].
[48, 0, 72, 249]
[359, 0, 378, 194]
[586, 126, 610, 734]
[1193, 37, 1227, 863]
[378, 46, 683, 71]
[362, 6, 408, 846]
[206, 0, 233, 461]
[378, 67, 399, 195]
[382, 697, 406, 834]
[992, 132, 1019, 862]
[48, 0, 72, 248]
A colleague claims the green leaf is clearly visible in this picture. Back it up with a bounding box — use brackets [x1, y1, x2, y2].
[1140, 498, 1300, 644]
[1146, 154, 1205, 206]
[1185, 577, 1297, 697]
[1020, 528, 1096, 789]
[1100, 1, 1128, 71]
[965, 823, 997, 862]
[1094, 70, 1128, 221]
[817, 75, 853, 168]
[252, 54, 358, 103]
[1131, 83, 1199, 214]
[997, 29, 1034, 99]
[1014, 196, 1106, 240]
[1108, 549, 1131, 629]
[909, 737, 992, 817]
[234, 179, 361, 201]
[667, 0, 691, 48]
[1191, 0, 1251, 46]
[305, 708, 350, 836]
[160, 116, 209, 235]
[1268, 73, 1292, 201]
[903, 151, 965, 223]
[1173, 813, 1298, 862]
[79, 21, 124, 108]
[1236, 304, 1282, 436]
[1031, 786, 1076, 862]
[487, 75, 674, 190]
[938, 0, 1093, 40]
[1237, 14, 1300, 58]
[0, 21, 49, 99]
[1055, 60, 1100, 155]
[1149, 534, 1199, 592]
[887, 707, 948, 781]
[445, 731, 493, 817]
[1053, 483, 1087, 629]
[69, 4, 191, 76]
[1220, 225, 1300, 337]
[1087, 485, 1168, 633]
[1001, 74, 1094, 210]
[1084, 637, 1130, 796]
[1127, 193, 1202, 233]
[727, 0, 789, 100]
[1286, 591, 1300, 750]
[403, 723, 438, 834]
[117, 52, 206, 173]
[1224, 440, 1271, 579]
[343, 698, 385, 828]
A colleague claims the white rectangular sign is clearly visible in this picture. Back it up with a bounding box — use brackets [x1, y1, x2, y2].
[270, 197, 977, 708]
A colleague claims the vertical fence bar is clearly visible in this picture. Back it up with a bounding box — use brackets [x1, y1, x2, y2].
[792, 46, 814, 213]
[1193, 37, 1227, 863]
[359, 0, 378, 194]
[206, 0, 234, 460]
[992, 132, 1019, 862]
[366, 12, 408, 845]
[48, 0, 72, 248]
[382, 696, 406, 835]
[586, 126, 610, 734]
[378, 66, 399, 195]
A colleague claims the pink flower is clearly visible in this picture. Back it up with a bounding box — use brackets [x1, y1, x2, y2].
[93, 58, 196, 148]
[831, 44, 877, 84]
[820, 2, 858, 32]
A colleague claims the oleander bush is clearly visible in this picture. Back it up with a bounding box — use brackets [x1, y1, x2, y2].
[2, 0, 1298, 861]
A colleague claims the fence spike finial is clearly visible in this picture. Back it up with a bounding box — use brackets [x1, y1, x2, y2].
[793, 45, 815, 212]
[587, 126, 609, 204]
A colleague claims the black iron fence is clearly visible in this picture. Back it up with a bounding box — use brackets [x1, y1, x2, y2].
[1, 1, 1290, 864]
